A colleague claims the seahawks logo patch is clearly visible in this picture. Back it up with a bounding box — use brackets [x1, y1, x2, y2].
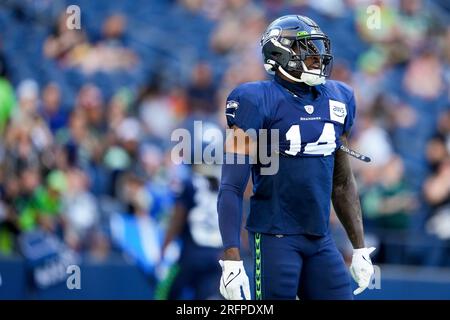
[304, 105, 314, 114]
[225, 100, 239, 118]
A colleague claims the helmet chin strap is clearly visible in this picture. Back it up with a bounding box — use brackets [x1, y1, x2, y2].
[278, 61, 326, 86]
[264, 63, 276, 75]
[278, 66, 303, 82]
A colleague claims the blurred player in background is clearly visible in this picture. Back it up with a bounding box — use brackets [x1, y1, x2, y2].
[158, 124, 222, 299]
[218, 15, 375, 300]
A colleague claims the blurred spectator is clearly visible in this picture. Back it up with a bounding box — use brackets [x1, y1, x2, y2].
[353, 111, 393, 168]
[424, 157, 450, 240]
[0, 172, 19, 255]
[210, 0, 265, 55]
[8, 80, 53, 155]
[424, 111, 450, 240]
[308, 0, 346, 18]
[107, 88, 133, 131]
[187, 63, 217, 114]
[120, 172, 153, 217]
[45, 12, 137, 73]
[351, 49, 388, 112]
[71, 14, 137, 73]
[439, 110, 450, 153]
[44, 11, 88, 63]
[100, 14, 128, 47]
[0, 49, 15, 135]
[64, 109, 98, 168]
[76, 84, 106, 135]
[39, 83, 68, 134]
[355, 0, 436, 64]
[403, 50, 445, 101]
[361, 156, 417, 230]
[14, 168, 65, 233]
[14, 79, 39, 119]
[138, 80, 178, 141]
[62, 167, 100, 252]
[443, 26, 450, 65]
[140, 144, 174, 221]
[115, 117, 142, 159]
[3, 124, 41, 175]
[396, 0, 434, 51]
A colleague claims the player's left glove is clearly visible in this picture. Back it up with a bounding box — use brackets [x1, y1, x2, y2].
[350, 247, 376, 295]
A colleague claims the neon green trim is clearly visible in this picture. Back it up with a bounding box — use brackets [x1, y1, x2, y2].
[255, 233, 262, 300]
[154, 264, 180, 300]
[296, 31, 309, 37]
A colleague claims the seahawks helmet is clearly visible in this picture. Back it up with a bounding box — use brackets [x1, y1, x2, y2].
[261, 15, 333, 86]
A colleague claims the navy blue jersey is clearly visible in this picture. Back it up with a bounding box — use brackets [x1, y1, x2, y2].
[174, 172, 223, 250]
[225, 75, 356, 236]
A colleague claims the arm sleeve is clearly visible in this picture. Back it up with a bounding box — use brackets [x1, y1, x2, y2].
[343, 91, 356, 135]
[225, 84, 264, 131]
[217, 153, 251, 250]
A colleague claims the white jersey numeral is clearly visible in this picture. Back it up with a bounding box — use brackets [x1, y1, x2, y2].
[188, 175, 223, 248]
[285, 125, 301, 155]
[285, 123, 336, 156]
[304, 123, 336, 156]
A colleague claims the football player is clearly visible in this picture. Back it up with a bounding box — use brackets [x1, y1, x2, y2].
[217, 15, 375, 300]
[159, 123, 223, 299]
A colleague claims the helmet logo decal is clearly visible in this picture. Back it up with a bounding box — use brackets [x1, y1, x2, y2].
[261, 26, 282, 45]
[268, 28, 281, 38]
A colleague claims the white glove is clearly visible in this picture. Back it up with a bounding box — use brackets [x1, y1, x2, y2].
[350, 247, 376, 295]
[219, 260, 251, 300]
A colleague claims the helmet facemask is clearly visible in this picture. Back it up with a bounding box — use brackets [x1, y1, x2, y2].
[279, 35, 333, 85]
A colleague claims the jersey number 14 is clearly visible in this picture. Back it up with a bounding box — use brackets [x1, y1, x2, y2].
[285, 123, 336, 156]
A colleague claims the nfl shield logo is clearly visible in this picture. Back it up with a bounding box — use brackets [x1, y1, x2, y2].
[304, 105, 314, 114]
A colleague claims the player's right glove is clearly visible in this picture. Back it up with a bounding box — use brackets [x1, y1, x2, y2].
[350, 247, 376, 295]
[219, 260, 251, 300]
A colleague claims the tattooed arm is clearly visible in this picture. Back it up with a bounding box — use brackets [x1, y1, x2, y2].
[332, 135, 365, 249]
